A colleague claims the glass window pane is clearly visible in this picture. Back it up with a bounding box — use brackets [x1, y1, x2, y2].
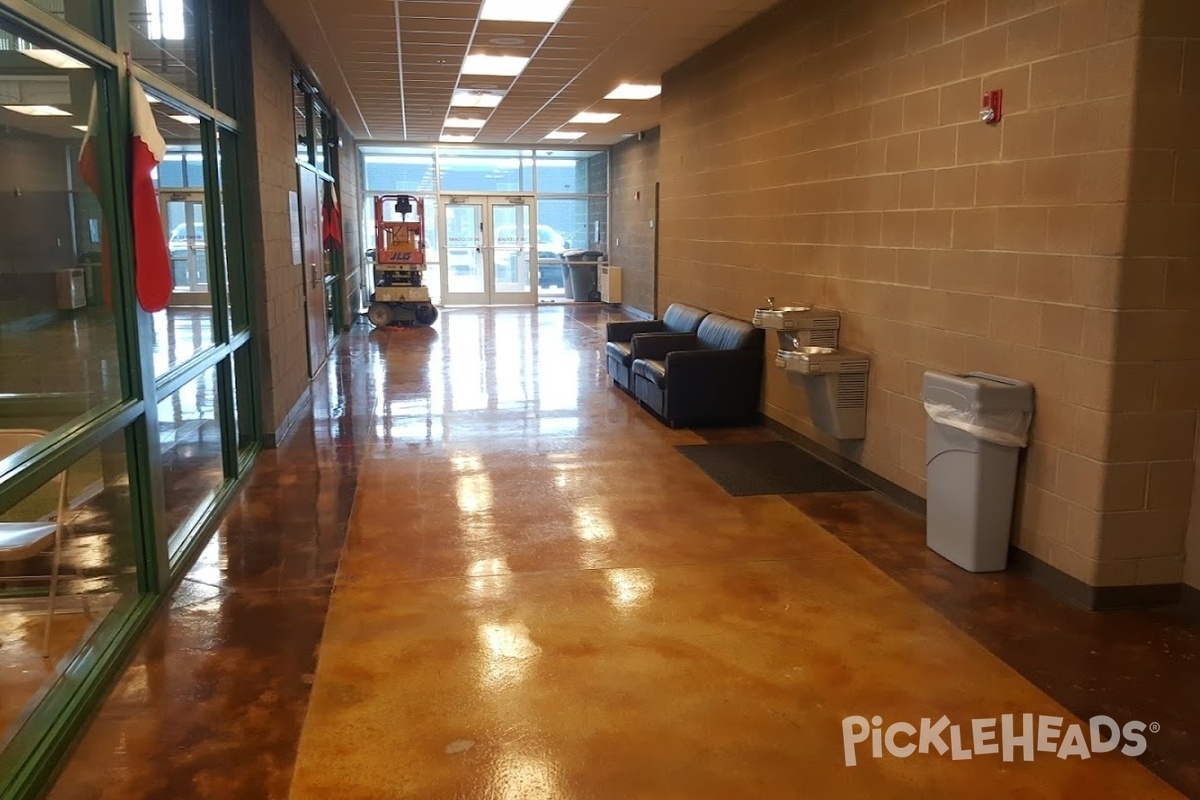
[0, 429, 138, 739]
[294, 81, 310, 164]
[211, 0, 237, 117]
[537, 198, 605, 256]
[0, 52, 124, 462]
[444, 202, 484, 295]
[151, 103, 215, 375]
[438, 149, 533, 192]
[129, 0, 203, 98]
[24, 0, 104, 39]
[361, 148, 435, 192]
[492, 202, 531, 294]
[217, 130, 247, 334]
[535, 150, 608, 194]
[313, 109, 328, 174]
[158, 365, 224, 556]
[320, 179, 337, 341]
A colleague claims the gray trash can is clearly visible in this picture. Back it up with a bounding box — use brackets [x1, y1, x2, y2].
[923, 371, 1034, 572]
[558, 254, 574, 299]
[562, 249, 604, 301]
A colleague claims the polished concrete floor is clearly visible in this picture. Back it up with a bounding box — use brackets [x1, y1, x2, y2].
[49, 306, 1196, 798]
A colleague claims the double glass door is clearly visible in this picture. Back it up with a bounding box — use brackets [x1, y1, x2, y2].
[441, 196, 536, 305]
[162, 193, 209, 305]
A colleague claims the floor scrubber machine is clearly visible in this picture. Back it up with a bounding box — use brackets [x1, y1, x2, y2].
[367, 194, 439, 329]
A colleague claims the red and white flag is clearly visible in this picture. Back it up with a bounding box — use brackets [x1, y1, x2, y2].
[323, 183, 343, 250]
[129, 79, 172, 312]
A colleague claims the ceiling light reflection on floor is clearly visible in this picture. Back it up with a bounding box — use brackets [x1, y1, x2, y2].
[572, 505, 614, 542]
[606, 568, 654, 609]
[467, 559, 511, 599]
[477, 622, 540, 688]
[488, 752, 566, 800]
[456, 474, 494, 516]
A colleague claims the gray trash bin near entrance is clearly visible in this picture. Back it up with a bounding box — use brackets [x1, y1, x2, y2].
[923, 372, 1034, 572]
[562, 249, 604, 301]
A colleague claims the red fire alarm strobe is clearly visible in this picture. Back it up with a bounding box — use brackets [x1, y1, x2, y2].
[981, 89, 1003, 124]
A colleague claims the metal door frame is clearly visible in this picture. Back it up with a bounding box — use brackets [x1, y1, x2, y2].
[439, 194, 538, 306]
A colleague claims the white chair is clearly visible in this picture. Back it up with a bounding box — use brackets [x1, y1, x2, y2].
[0, 429, 68, 657]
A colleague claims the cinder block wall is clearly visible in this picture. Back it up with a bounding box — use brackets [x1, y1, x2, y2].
[338, 122, 362, 326]
[657, 0, 1200, 589]
[610, 128, 660, 315]
[1115, 0, 1200, 589]
[246, 0, 311, 441]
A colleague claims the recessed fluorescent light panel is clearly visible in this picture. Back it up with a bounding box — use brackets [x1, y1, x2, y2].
[445, 117, 487, 129]
[169, 114, 201, 124]
[480, 0, 571, 23]
[544, 131, 584, 141]
[3, 104, 71, 116]
[462, 54, 529, 77]
[569, 111, 620, 124]
[72, 124, 89, 132]
[440, 134, 476, 143]
[21, 48, 89, 70]
[451, 90, 504, 108]
[605, 83, 661, 100]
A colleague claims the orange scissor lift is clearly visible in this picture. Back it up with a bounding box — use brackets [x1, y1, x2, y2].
[367, 194, 439, 328]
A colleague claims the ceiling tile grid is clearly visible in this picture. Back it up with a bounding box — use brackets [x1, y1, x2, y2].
[262, 0, 781, 145]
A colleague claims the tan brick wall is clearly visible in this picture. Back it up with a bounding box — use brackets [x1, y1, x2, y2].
[247, 0, 311, 439]
[611, 128, 660, 315]
[658, 0, 1180, 586]
[1126, 0, 1200, 588]
[338, 122, 362, 325]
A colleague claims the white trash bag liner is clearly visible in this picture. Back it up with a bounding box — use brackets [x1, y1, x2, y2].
[923, 401, 1032, 448]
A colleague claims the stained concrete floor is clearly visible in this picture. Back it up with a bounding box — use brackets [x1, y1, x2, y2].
[48, 306, 1197, 799]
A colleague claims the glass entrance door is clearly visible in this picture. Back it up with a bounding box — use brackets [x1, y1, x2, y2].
[162, 194, 209, 305]
[440, 196, 536, 306]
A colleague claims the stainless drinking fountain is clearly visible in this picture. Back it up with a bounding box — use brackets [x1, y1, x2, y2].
[752, 298, 841, 348]
[775, 346, 871, 440]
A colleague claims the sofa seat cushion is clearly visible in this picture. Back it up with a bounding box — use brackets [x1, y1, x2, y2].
[632, 358, 668, 388]
[605, 340, 633, 365]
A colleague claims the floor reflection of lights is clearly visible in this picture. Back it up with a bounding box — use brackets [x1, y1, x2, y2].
[476, 621, 540, 690]
[572, 504, 614, 543]
[606, 568, 655, 609]
[486, 751, 566, 800]
[456, 474, 494, 518]
[467, 558, 511, 599]
[187, 533, 226, 587]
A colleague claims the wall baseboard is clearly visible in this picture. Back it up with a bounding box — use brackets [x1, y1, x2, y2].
[762, 418, 1190, 612]
[620, 304, 653, 320]
[262, 388, 313, 449]
[1008, 548, 1183, 610]
[763, 418, 926, 516]
[1178, 583, 1200, 618]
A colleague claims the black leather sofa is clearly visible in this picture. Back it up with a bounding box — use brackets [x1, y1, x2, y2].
[605, 303, 708, 391]
[630, 313, 765, 428]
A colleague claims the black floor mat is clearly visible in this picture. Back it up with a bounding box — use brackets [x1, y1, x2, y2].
[676, 441, 868, 496]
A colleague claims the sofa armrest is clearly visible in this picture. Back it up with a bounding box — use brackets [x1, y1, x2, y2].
[664, 348, 764, 422]
[607, 320, 665, 342]
[632, 332, 699, 361]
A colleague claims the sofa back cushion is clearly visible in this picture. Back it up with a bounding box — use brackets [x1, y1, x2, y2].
[662, 303, 708, 334]
[696, 314, 763, 351]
